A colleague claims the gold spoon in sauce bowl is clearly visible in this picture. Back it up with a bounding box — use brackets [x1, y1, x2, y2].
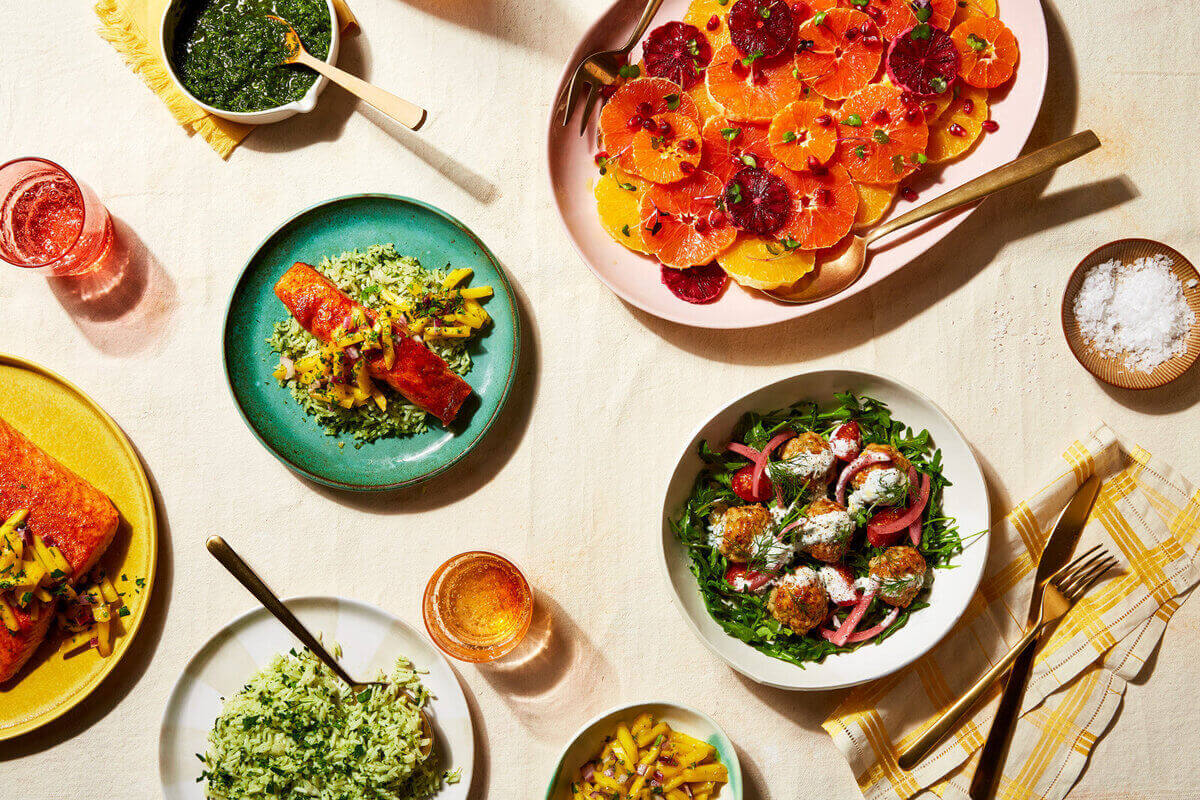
[206, 536, 435, 759]
[269, 14, 427, 131]
[767, 130, 1102, 304]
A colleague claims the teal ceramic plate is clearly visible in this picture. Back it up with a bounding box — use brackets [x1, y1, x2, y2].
[223, 194, 520, 491]
[545, 701, 743, 800]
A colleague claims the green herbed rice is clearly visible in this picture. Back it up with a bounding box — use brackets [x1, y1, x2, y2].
[199, 646, 459, 800]
[267, 244, 472, 445]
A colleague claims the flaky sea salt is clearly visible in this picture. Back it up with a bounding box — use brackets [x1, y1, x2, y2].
[1072, 255, 1195, 373]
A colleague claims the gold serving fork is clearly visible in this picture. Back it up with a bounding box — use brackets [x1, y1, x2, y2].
[556, 0, 664, 135]
[897, 544, 1119, 770]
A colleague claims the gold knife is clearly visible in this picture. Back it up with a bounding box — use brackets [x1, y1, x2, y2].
[897, 475, 1103, 771]
[967, 475, 1103, 797]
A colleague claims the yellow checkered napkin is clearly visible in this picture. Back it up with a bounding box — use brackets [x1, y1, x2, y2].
[94, 0, 357, 158]
[823, 424, 1200, 800]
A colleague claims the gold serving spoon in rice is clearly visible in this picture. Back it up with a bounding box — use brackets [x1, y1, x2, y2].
[268, 14, 427, 131]
[206, 536, 434, 759]
[769, 130, 1102, 304]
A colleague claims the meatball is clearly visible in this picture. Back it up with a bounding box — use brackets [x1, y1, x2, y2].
[710, 504, 772, 563]
[779, 432, 836, 490]
[869, 546, 927, 608]
[848, 445, 912, 512]
[795, 497, 855, 563]
[849, 444, 911, 489]
[767, 567, 830, 634]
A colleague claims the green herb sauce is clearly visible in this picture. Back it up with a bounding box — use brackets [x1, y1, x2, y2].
[171, 0, 332, 113]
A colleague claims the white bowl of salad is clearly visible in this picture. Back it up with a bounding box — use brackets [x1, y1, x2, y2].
[659, 369, 989, 691]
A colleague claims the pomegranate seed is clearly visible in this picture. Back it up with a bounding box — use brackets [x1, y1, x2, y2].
[680, 138, 698, 153]
[643, 117, 658, 131]
[732, 60, 749, 77]
[636, 101, 654, 116]
[593, 151, 609, 165]
[694, 218, 709, 233]
[905, 108, 922, 122]
[901, 187, 918, 202]
[870, 108, 890, 124]
[900, 91, 917, 107]
[680, 162, 696, 174]
[845, 28, 859, 40]
[815, 114, 832, 127]
[707, 14, 720, 31]
[658, 119, 674, 137]
[866, 6, 883, 22]
[806, 155, 826, 173]
[922, 102, 937, 117]
[627, 116, 644, 131]
[962, 99, 975, 114]
[982, 120, 999, 132]
[948, 123, 967, 137]
[708, 211, 727, 227]
[861, 21, 874, 35]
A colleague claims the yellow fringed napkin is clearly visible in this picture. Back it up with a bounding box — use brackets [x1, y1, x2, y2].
[823, 424, 1200, 800]
[94, 0, 357, 158]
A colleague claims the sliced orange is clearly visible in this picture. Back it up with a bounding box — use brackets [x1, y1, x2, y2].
[952, 16, 1018, 88]
[718, 233, 817, 290]
[926, 83, 988, 162]
[853, 182, 897, 228]
[687, 82, 724, 126]
[792, 0, 839, 22]
[630, 112, 703, 183]
[793, 8, 886, 101]
[701, 116, 774, 182]
[767, 100, 838, 170]
[705, 44, 803, 123]
[835, 83, 929, 183]
[640, 170, 738, 267]
[599, 78, 701, 171]
[951, 0, 998, 29]
[595, 169, 652, 253]
[684, 0, 733, 51]
[772, 163, 858, 249]
[844, 0, 956, 41]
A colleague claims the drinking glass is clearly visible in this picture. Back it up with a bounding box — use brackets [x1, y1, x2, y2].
[423, 551, 534, 662]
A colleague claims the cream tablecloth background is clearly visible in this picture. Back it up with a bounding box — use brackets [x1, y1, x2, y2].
[1, 1, 1198, 797]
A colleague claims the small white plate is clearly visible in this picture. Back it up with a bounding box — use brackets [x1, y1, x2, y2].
[659, 369, 990, 690]
[159, 596, 473, 799]
[544, 701, 743, 800]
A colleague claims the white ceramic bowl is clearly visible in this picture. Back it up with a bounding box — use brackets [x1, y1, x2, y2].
[160, 0, 340, 124]
[659, 369, 990, 690]
[544, 701, 743, 800]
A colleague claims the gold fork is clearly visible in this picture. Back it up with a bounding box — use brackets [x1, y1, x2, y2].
[897, 545, 1120, 770]
[556, 0, 664, 135]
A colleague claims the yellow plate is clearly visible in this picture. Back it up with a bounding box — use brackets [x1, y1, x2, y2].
[0, 354, 157, 741]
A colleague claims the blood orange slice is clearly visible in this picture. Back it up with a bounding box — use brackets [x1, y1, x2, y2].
[643, 22, 712, 90]
[951, 16, 1018, 88]
[846, 0, 955, 41]
[773, 163, 858, 249]
[792, 0, 839, 22]
[595, 169, 652, 253]
[599, 78, 701, 171]
[793, 8, 885, 101]
[835, 83, 929, 183]
[661, 262, 730, 303]
[886, 25, 959, 96]
[951, 0, 998, 29]
[767, 99, 838, 169]
[728, 0, 796, 59]
[701, 117, 774, 182]
[706, 44, 803, 122]
[640, 171, 738, 267]
[629, 112, 703, 183]
[684, 0, 734, 51]
[926, 83, 988, 162]
[718, 234, 817, 290]
[724, 166, 794, 236]
[853, 182, 897, 229]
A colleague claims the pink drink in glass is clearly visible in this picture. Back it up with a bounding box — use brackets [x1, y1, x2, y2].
[0, 158, 114, 277]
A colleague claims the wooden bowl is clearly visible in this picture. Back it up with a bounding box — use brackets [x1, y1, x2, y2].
[1061, 238, 1200, 390]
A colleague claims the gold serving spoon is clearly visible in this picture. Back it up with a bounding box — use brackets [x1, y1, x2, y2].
[269, 15, 427, 131]
[206, 536, 434, 759]
[768, 130, 1102, 304]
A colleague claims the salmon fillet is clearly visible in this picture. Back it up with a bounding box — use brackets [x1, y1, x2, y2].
[0, 417, 119, 682]
[274, 262, 474, 426]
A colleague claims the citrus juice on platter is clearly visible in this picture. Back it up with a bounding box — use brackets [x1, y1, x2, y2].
[0, 158, 113, 276]
[423, 551, 533, 662]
